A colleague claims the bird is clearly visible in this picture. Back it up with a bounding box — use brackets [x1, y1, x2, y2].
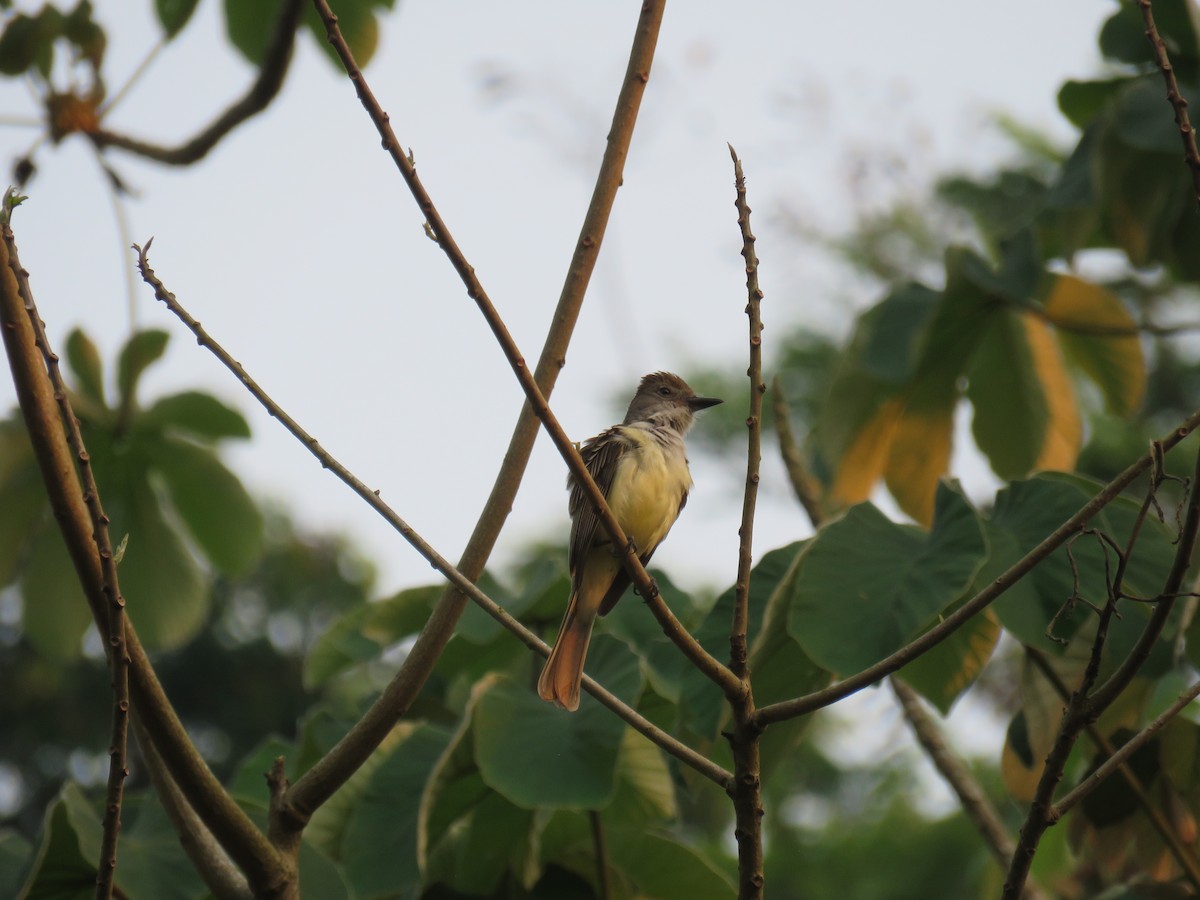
[537, 371, 722, 711]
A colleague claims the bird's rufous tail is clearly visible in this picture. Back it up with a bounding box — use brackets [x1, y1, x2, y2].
[537, 593, 596, 711]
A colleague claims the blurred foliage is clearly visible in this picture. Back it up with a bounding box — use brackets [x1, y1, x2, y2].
[8, 0, 1200, 897]
[0, 327, 263, 659]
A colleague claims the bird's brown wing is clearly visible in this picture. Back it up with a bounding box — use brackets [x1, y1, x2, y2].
[567, 426, 630, 579]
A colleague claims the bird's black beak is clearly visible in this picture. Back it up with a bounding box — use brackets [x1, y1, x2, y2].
[689, 395, 723, 411]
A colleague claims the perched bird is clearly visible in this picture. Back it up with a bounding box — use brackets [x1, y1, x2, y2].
[537, 372, 722, 711]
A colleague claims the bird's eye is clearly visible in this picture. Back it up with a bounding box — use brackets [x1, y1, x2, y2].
[658, 387, 672, 396]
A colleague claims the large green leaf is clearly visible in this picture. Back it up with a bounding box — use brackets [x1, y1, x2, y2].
[339, 724, 453, 898]
[64, 328, 105, 409]
[303, 584, 441, 687]
[1057, 77, 1135, 130]
[788, 482, 987, 675]
[21, 528, 92, 661]
[115, 330, 170, 410]
[138, 391, 251, 440]
[473, 636, 642, 810]
[155, 0, 201, 37]
[989, 473, 1178, 659]
[679, 541, 808, 740]
[0, 830, 32, 899]
[116, 477, 209, 651]
[422, 791, 536, 896]
[16, 787, 95, 900]
[603, 829, 737, 898]
[151, 435, 263, 577]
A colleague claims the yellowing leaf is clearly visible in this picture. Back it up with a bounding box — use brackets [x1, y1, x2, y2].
[1023, 314, 1082, 472]
[883, 402, 955, 526]
[1044, 274, 1146, 417]
[830, 398, 902, 507]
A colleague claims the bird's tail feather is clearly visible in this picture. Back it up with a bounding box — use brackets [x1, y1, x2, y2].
[537, 592, 596, 712]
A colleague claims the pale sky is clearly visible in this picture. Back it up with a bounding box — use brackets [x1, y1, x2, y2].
[0, 0, 1112, 599]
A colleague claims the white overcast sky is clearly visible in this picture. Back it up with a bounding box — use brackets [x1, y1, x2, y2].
[0, 1, 1113, 597]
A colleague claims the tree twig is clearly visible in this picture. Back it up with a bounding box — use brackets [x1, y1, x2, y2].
[0, 223, 289, 898]
[751, 411, 1200, 729]
[1, 215, 131, 900]
[726, 145, 765, 900]
[133, 245, 732, 798]
[589, 810, 610, 900]
[770, 375, 823, 528]
[890, 679, 1047, 900]
[90, 0, 304, 166]
[309, 0, 740, 701]
[1137, 0, 1200, 206]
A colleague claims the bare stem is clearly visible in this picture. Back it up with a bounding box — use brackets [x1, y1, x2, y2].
[3, 226, 131, 900]
[1136, 0, 1200, 207]
[770, 375, 823, 528]
[0, 225, 289, 898]
[91, 0, 303, 166]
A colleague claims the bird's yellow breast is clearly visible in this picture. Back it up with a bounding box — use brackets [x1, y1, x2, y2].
[606, 428, 692, 555]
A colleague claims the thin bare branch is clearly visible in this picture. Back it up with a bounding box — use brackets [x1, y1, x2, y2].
[0, 224, 288, 897]
[310, 0, 740, 701]
[90, 0, 303, 166]
[1137, 0, 1200, 207]
[770, 375, 823, 528]
[1, 216, 131, 900]
[752, 412, 1200, 729]
[726, 145, 766, 900]
[132, 715, 252, 900]
[589, 810, 610, 900]
[890, 679, 1047, 900]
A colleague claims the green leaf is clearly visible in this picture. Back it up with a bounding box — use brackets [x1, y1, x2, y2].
[603, 829, 736, 898]
[1094, 126, 1188, 267]
[1111, 75, 1199, 154]
[21, 528, 91, 661]
[339, 724, 453, 898]
[679, 541, 809, 740]
[989, 473, 1177, 655]
[155, 0, 200, 37]
[0, 453, 46, 586]
[116, 329, 170, 408]
[0, 9, 62, 77]
[139, 391, 250, 440]
[223, 0, 285, 65]
[151, 435, 263, 576]
[64, 329, 105, 409]
[1057, 77, 1135, 129]
[304, 584, 440, 687]
[422, 792, 535, 896]
[228, 737, 293, 808]
[0, 830, 32, 899]
[16, 788, 95, 900]
[788, 482, 987, 675]
[473, 636, 641, 809]
[116, 476, 209, 651]
[898, 605, 1001, 714]
[1099, 0, 1200, 67]
[302, 0, 394, 69]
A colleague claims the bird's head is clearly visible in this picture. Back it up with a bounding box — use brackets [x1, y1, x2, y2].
[623, 372, 722, 430]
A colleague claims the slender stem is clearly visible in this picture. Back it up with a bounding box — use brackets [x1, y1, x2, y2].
[728, 144, 764, 681]
[310, 0, 739, 699]
[770, 375, 823, 528]
[0, 227, 289, 897]
[589, 810, 610, 900]
[3, 223, 127, 900]
[90, 0, 303, 166]
[891, 679, 1046, 900]
[1136, 0, 1200, 207]
[132, 715, 252, 900]
[134, 246, 731, 795]
[725, 146, 766, 900]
